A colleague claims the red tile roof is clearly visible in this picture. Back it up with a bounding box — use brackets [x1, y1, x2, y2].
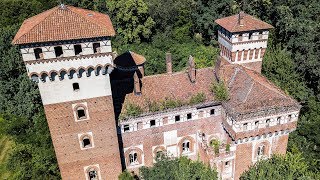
[218, 58, 299, 120]
[215, 12, 273, 32]
[122, 68, 217, 113]
[12, 5, 115, 45]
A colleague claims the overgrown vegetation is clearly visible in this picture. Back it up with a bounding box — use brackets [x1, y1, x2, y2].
[211, 81, 229, 101]
[0, 0, 319, 178]
[210, 139, 220, 155]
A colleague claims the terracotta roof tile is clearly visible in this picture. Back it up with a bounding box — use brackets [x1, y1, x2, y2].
[122, 68, 217, 112]
[12, 5, 115, 45]
[215, 12, 273, 32]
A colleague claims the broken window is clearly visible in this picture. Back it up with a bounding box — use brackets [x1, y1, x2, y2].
[74, 44, 82, 55]
[187, 113, 192, 120]
[93, 43, 101, 53]
[82, 136, 91, 148]
[175, 115, 180, 122]
[129, 152, 138, 165]
[182, 141, 190, 153]
[77, 108, 86, 119]
[34, 48, 43, 59]
[54, 46, 63, 57]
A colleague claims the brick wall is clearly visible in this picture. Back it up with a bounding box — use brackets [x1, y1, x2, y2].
[272, 134, 289, 155]
[234, 142, 253, 179]
[44, 96, 122, 179]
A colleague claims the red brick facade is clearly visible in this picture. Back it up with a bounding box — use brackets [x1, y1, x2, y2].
[44, 96, 122, 179]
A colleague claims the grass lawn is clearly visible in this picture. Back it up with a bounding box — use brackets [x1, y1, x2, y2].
[0, 135, 12, 179]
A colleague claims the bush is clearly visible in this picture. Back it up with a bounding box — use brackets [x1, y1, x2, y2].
[119, 103, 144, 120]
[211, 81, 229, 101]
[118, 170, 135, 180]
[189, 92, 206, 105]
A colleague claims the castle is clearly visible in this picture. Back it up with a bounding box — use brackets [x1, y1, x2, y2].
[12, 5, 300, 180]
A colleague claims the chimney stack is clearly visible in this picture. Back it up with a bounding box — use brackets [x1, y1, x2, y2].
[133, 71, 141, 95]
[239, 11, 244, 27]
[166, 52, 172, 74]
[187, 55, 196, 83]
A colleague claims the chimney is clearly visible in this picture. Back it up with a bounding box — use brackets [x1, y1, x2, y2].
[187, 55, 196, 83]
[166, 52, 172, 74]
[239, 11, 245, 27]
[133, 71, 141, 95]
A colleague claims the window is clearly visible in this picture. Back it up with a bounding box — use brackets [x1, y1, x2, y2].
[73, 83, 80, 91]
[175, 115, 180, 122]
[249, 32, 253, 39]
[243, 123, 248, 130]
[150, 120, 156, 127]
[77, 108, 86, 119]
[288, 114, 292, 121]
[129, 152, 138, 165]
[255, 121, 259, 129]
[225, 161, 230, 167]
[182, 141, 190, 153]
[34, 48, 43, 59]
[277, 117, 281, 125]
[87, 168, 98, 180]
[257, 145, 265, 156]
[210, 109, 215, 115]
[54, 46, 63, 57]
[124, 125, 130, 132]
[187, 113, 192, 120]
[74, 44, 82, 55]
[82, 136, 91, 148]
[93, 43, 101, 53]
[238, 34, 243, 41]
[266, 119, 270, 127]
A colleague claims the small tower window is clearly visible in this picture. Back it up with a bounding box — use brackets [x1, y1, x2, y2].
[266, 119, 270, 127]
[243, 123, 248, 130]
[129, 152, 138, 165]
[74, 44, 82, 55]
[249, 32, 253, 39]
[54, 46, 63, 57]
[187, 113, 192, 120]
[277, 117, 281, 124]
[255, 121, 259, 129]
[87, 168, 98, 180]
[225, 161, 230, 167]
[175, 115, 180, 122]
[182, 141, 190, 153]
[93, 43, 101, 53]
[150, 120, 156, 127]
[77, 108, 86, 119]
[257, 145, 265, 156]
[210, 109, 215, 115]
[34, 48, 43, 59]
[73, 83, 80, 91]
[288, 114, 292, 121]
[82, 136, 91, 148]
[124, 124, 130, 132]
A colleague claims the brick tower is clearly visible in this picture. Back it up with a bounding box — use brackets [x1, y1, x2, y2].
[12, 5, 122, 179]
[215, 11, 273, 73]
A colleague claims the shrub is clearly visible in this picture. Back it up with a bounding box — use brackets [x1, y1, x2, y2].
[210, 139, 220, 155]
[189, 92, 206, 105]
[211, 81, 229, 101]
[119, 103, 144, 120]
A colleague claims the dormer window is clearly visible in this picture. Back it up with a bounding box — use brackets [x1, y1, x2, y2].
[34, 48, 43, 59]
[74, 44, 82, 55]
[93, 43, 101, 53]
[54, 46, 63, 57]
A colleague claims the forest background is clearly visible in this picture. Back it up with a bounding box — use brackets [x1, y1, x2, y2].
[0, 0, 319, 179]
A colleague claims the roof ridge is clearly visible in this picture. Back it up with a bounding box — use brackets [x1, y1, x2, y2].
[12, 6, 58, 43]
[143, 67, 214, 79]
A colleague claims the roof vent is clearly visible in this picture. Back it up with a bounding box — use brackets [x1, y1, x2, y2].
[59, 4, 66, 10]
[239, 11, 245, 27]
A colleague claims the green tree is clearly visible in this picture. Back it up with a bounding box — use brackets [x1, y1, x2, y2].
[140, 156, 218, 180]
[106, 0, 155, 43]
[240, 152, 320, 179]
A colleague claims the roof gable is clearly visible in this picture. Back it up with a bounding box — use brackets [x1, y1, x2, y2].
[12, 5, 115, 45]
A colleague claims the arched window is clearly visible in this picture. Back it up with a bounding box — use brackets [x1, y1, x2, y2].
[77, 107, 86, 119]
[257, 145, 265, 156]
[182, 141, 190, 153]
[82, 136, 91, 148]
[129, 152, 138, 165]
[87, 167, 98, 180]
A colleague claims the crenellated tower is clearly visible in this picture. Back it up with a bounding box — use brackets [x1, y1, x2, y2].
[13, 5, 122, 179]
[215, 11, 273, 73]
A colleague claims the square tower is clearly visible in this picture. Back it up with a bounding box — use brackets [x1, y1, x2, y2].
[12, 5, 122, 179]
[215, 11, 273, 73]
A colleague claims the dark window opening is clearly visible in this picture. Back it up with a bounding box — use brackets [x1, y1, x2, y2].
[210, 109, 215, 115]
[124, 125, 130, 132]
[249, 32, 253, 39]
[88, 169, 97, 180]
[54, 46, 63, 57]
[73, 83, 79, 91]
[277, 117, 281, 124]
[129, 152, 138, 164]
[93, 43, 101, 53]
[74, 44, 82, 55]
[175, 115, 180, 122]
[266, 119, 270, 127]
[255, 121, 259, 129]
[225, 161, 230, 166]
[257, 146, 265, 156]
[182, 141, 190, 152]
[187, 113, 192, 120]
[77, 109, 86, 119]
[243, 123, 248, 130]
[34, 48, 43, 59]
[288, 114, 292, 121]
[82, 137, 91, 148]
[150, 120, 156, 127]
